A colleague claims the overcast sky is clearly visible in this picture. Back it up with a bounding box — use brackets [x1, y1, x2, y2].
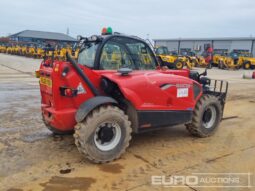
[0, 0, 255, 39]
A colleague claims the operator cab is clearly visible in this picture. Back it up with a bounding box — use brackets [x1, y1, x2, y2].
[155, 46, 169, 55]
[77, 27, 158, 71]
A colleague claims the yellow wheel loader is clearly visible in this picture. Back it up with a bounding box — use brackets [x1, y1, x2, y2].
[155, 46, 184, 69]
[36, 47, 45, 59]
[212, 49, 228, 67]
[218, 51, 253, 70]
[27, 47, 36, 57]
[239, 52, 255, 70]
[0, 45, 7, 53]
[179, 50, 199, 69]
[6, 46, 13, 54]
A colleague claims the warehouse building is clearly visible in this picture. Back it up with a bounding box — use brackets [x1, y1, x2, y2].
[154, 37, 255, 56]
[9, 30, 76, 45]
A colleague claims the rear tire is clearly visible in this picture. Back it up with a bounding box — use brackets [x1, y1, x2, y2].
[186, 95, 222, 138]
[74, 105, 132, 163]
[218, 61, 222, 69]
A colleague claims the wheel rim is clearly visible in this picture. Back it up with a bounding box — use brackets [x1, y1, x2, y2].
[176, 62, 182, 69]
[94, 121, 121, 151]
[202, 105, 217, 129]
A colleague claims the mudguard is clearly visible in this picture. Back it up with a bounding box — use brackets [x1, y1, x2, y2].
[75, 96, 117, 122]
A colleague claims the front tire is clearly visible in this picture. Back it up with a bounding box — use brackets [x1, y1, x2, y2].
[243, 61, 251, 70]
[74, 105, 132, 163]
[174, 59, 184, 69]
[207, 62, 212, 69]
[186, 95, 222, 137]
[192, 59, 199, 67]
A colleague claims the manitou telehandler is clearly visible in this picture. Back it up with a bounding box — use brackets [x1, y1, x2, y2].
[38, 27, 228, 163]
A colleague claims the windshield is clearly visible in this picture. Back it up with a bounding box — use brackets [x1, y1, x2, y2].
[78, 43, 98, 67]
[77, 36, 157, 70]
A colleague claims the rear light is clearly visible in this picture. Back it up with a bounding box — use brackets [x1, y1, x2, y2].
[54, 63, 59, 72]
[59, 86, 78, 97]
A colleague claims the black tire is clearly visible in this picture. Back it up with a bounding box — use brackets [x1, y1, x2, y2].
[207, 62, 212, 69]
[42, 113, 73, 135]
[156, 56, 164, 67]
[243, 61, 251, 70]
[186, 95, 222, 138]
[218, 60, 226, 69]
[74, 105, 132, 163]
[192, 59, 199, 67]
[212, 62, 217, 67]
[174, 59, 184, 69]
[218, 61, 222, 69]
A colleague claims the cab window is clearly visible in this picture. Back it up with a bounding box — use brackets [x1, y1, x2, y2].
[78, 43, 98, 67]
[100, 37, 156, 70]
[100, 42, 133, 70]
[155, 47, 168, 55]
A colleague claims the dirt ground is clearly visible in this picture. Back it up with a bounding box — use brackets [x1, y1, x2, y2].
[0, 54, 255, 191]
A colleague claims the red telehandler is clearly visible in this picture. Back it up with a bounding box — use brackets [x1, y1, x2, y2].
[38, 28, 228, 163]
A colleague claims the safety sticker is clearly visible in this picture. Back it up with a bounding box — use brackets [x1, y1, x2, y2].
[177, 88, 189, 98]
[77, 83, 86, 94]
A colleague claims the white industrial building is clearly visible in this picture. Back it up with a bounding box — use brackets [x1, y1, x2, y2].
[154, 37, 255, 55]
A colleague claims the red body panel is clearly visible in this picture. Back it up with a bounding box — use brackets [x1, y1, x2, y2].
[39, 61, 202, 131]
[40, 61, 94, 131]
[101, 70, 199, 110]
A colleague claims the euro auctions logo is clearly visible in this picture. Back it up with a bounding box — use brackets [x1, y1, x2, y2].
[151, 173, 252, 188]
